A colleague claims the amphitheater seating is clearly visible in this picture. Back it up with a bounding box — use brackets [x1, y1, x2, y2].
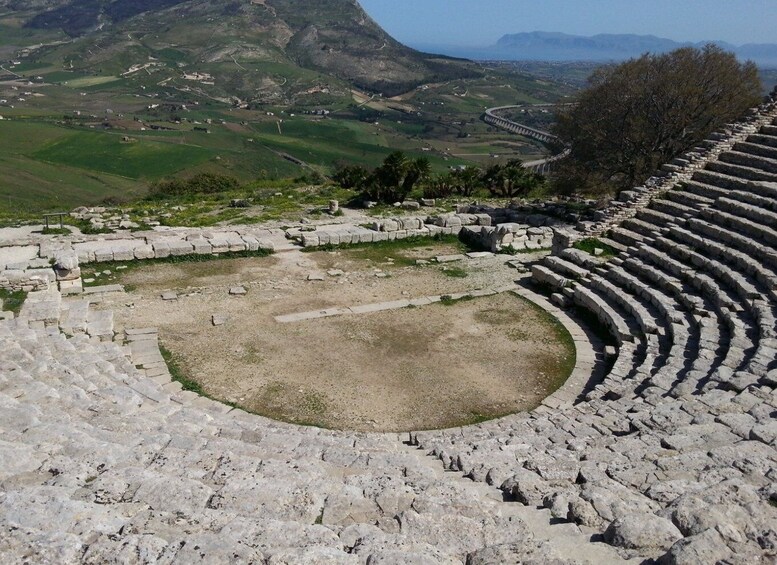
[1, 106, 777, 563]
[3, 313, 634, 563]
[413, 110, 777, 563]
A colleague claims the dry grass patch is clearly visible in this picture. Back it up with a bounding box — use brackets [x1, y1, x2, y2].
[112, 247, 572, 431]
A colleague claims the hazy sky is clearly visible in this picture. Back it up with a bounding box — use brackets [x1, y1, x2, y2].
[358, 0, 777, 46]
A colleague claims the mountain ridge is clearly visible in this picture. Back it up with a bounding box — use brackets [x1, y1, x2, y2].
[0, 0, 481, 98]
[412, 31, 777, 68]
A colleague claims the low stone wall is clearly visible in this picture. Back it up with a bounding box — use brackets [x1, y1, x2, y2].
[0, 268, 55, 292]
[296, 212, 562, 251]
[63, 229, 278, 264]
[297, 222, 445, 247]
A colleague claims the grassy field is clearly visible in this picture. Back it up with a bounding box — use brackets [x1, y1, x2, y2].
[34, 130, 213, 179]
[0, 45, 578, 216]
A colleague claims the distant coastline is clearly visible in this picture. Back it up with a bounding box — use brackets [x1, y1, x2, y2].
[411, 32, 777, 68]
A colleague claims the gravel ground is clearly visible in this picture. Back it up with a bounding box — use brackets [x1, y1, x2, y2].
[105, 245, 572, 431]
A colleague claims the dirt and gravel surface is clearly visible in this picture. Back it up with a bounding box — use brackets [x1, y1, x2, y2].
[106, 245, 574, 431]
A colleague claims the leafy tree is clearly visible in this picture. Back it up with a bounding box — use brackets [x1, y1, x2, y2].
[362, 151, 431, 203]
[423, 173, 456, 199]
[553, 45, 762, 195]
[423, 166, 486, 199]
[453, 166, 485, 197]
[483, 160, 544, 198]
[332, 164, 369, 189]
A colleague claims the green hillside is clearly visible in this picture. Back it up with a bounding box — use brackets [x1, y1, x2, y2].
[0, 1, 579, 216]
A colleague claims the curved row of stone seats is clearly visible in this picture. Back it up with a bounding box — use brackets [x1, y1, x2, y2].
[549, 247, 705, 401]
[553, 249, 692, 400]
[544, 248, 672, 397]
[650, 236, 777, 389]
[701, 206, 777, 249]
[662, 188, 714, 211]
[533, 264, 637, 347]
[619, 259, 726, 397]
[650, 198, 698, 220]
[412, 110, 777, 562]
[683, 178, 777, 213]
[604, 265, 695, 393]
[748, 132, 777, 148]
[719, 149, 777, 175]
[622, 212, 760, 377]
[544, 248, 685, 399]
[692, 167, 777, 196]
[688, 218, 777, 281]
[533, 264, 648, 402]
[638, 233, 769, 376]
[413, 388, 777, 563]
[734, 141, 777, 162]
[2, 314, 642, 564]
[678, 222, 777, 291]
[608, 225, 647, 248]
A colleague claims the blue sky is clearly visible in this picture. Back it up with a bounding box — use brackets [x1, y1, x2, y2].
[358, 0, 777, 46]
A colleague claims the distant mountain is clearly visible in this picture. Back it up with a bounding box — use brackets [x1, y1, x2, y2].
[493, 32, 777, 67]
[412, 32, 777, 68]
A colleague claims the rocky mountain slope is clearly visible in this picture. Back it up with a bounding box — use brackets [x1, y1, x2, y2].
[0, 0, 480, 99]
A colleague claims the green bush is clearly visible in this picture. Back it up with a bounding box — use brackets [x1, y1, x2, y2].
[147, 174, 240, 199]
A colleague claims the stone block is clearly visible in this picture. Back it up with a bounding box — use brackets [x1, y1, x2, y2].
[134, 245, 156, 260]
[380, 220, 398, 232]
[475, 214, 492, 226]
[94, 249, 114, 262]
[56, 266, 81, 282]
[190, 241, 213, 255]
[59, 279, 83, 295]
[168, 241, 194, 256]
[241, 235, 260, 252]
[209, 238, 230, 253]
[302, 234, 320, 248]
[152, 242, 171, 258]
[112, 246, 136, 262]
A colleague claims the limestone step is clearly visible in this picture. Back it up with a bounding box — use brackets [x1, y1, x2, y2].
[60, 299, 89, 335]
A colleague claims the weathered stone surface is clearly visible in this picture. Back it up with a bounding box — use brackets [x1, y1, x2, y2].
[604, 513, 683, 551]
[658, 529, 732, 565]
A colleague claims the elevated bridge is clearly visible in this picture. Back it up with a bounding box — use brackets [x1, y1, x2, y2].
[483, 105, 569, 174]
[484, 105, 559, 145]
